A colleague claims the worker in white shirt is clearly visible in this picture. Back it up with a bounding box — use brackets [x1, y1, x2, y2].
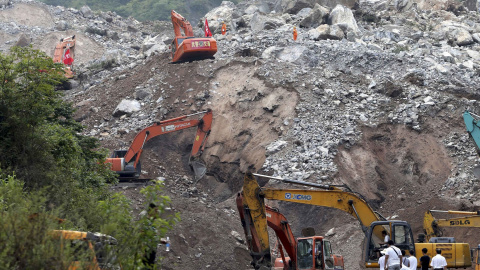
[408, 249, 417, 270]
[379, 249, 387, 270]
[430, 249, 447, 270]
[385, 240, 402, 270]
[380, 230, 390, 245]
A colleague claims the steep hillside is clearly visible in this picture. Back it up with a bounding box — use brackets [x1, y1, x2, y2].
[2, 0, 480, 269]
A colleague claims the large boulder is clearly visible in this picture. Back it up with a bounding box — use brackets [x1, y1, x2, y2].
[278, 46, 308, 62]
[141, 34, 170, 55]
[203, 1, 236, 34]
[300, 4, 329, 28]
[80, 6, 93, 18]
[317, 0, 358, 8]
[451, 29, 474, 46]
[328, 5, 359, 34]
[275, 0, 316, 14]
[55, 20, 69, 31]
[113, 99, 141, 117]
[0, 0, 10, 8]
[394, 0, 415, 11]
[250, 13, 286, 32]
[308, 24, 344, 40]
[15, 34, 30, 47]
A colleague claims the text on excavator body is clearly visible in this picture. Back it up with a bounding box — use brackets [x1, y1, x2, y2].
[285, 193, 312, 201]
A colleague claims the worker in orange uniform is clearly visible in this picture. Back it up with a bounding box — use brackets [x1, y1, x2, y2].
[293, 26, 298, 41]
[221, 22, 227, 35]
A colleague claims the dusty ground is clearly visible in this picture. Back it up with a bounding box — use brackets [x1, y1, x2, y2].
[0, 3, 54, 27]
[68, 51, 480, 270]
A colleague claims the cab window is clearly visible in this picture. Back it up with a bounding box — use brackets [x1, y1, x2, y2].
[297, 238, 313, 269]
[315, 240, 323, 269]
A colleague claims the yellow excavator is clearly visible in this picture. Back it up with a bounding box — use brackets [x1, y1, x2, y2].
[51, 230, 118, 270]
[240, 173, 472, 269]
[424, 210, 480, 269]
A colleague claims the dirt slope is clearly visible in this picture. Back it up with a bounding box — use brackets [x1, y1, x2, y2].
[67, 52, 480, 270]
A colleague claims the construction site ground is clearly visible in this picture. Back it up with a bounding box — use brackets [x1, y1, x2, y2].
[67, 53, 480, 270]
[7, 2, 480, 269]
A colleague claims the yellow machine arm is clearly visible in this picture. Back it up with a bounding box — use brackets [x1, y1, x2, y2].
[244, 173, 384, 235]
[242, 173, 472, 269]
[424, 210, 480, 241]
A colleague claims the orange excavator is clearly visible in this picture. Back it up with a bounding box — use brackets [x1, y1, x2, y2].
[236, 193, 345, 270]
[170, 10, 217, 63]
[53, 35, 75, 78]
[106, 109, 213, 180]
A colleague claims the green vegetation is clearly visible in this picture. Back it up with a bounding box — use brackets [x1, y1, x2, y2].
[39, 0, 235, 23]
[0, 46, 178, 269]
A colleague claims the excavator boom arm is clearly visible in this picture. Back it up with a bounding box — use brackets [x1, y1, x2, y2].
[171, 10, 194, 37]
[123, 109, 212, 167]
[464, 111, 480, 153]
[244, 173, 380, 236]
[424, 210, 480, 241]
[236, 193, 297, 269]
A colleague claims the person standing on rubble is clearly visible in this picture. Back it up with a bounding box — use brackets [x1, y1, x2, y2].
[221, 22, 227, 35]
[293, 26, 298, 41]
[384, 240, 402, 270]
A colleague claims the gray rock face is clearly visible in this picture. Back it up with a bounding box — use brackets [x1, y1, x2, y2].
[250, 13, 286, 32]
[278, 46, 308, 62]
[204, 1, 236, 34]
[266, 140, 288, 155]
[15, 34, 30, 47]
[317, 0, 358, 9]
[113, 99, 141, 117]
[394, 0, 415, 11]
[328, 5, 359, 34]
[300, 4, 329, 28]
[283, 0, 316, 14]
[0, 0, 10, 7]
[55, 20, 68, 31]
[80, 5, 93, 18]
[308, 24, 344, 40]
[454, 29, 474, 46]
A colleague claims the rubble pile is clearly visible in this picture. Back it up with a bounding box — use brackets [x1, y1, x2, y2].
[2, 0, 480, 267]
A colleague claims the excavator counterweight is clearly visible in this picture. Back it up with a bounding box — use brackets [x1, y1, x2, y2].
[106, 109, 213, 180]
[170, 10, 217, 63]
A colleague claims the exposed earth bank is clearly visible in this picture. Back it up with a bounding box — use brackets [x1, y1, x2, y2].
[2, 0, 480, 269]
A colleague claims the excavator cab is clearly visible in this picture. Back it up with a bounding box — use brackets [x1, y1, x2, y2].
[364, 221, 415, 266]
[109, 150, 141, 179]
[296, 237, 341, 270]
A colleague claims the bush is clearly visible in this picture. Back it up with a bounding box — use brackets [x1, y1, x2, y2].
[0, 47, 178, 269]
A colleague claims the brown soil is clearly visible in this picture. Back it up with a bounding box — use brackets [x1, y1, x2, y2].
[66, 53, 479, 270]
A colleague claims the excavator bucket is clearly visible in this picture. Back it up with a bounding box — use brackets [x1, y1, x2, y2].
[190, 158, 207, 182]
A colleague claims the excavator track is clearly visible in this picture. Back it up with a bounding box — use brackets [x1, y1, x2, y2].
[110, 178, 152, 189]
